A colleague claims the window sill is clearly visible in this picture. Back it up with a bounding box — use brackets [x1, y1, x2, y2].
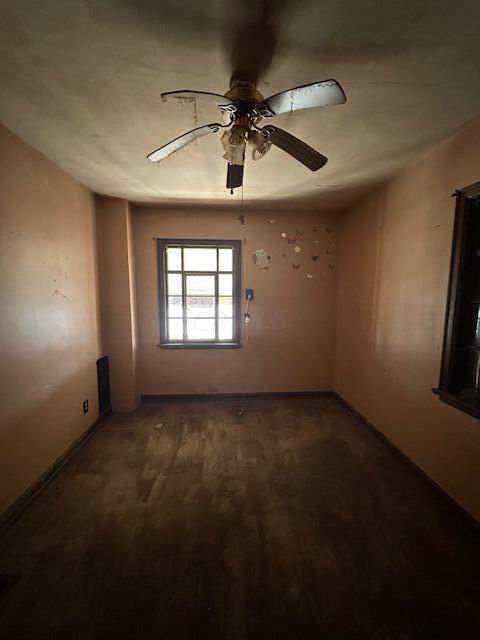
[432, 388, 480, 420]
[157, 342, 242, 350]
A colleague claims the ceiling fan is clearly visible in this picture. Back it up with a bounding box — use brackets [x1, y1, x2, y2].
[147, 78, 346, 190]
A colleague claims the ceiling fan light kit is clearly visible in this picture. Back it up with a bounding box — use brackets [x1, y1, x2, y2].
[221, 125, 247, 165]
[147, 77, 346, 190]
[249, 130, 271, 161]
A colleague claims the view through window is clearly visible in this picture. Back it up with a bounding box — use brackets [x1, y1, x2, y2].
[157, 240, 241, 347]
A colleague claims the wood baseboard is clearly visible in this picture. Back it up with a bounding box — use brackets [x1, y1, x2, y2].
[141, 390, 334, 402]
[333, 391, 480, 533]
[0, 409, 110, 535]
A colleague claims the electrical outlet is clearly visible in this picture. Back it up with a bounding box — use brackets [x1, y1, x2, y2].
[83, 399, 89, 414]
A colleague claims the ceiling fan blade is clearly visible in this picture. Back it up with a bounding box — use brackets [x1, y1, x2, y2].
[261, 125, 328, 171]
[147, 123, 224, 163]
[161, 90, 234, 112]
[257, 80, 346, 118]
[226, 164, 244, 189]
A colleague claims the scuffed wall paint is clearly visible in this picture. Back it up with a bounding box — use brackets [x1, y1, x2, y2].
[335, 116, 480, 521]
[133, 206, 339, 395]
[0, 124, 101, 514]
[95, 197, 139, 413]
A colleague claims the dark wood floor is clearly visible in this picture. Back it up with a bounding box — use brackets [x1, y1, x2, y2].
[0, 396, 479, 639]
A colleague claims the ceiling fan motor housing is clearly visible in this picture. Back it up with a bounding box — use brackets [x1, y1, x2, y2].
[224, 79, 264, 103]
[224, 79, 264, 126]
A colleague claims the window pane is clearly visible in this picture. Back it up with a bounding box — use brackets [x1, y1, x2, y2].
[187, 296, 215, 317]
[219, 273, 232, 295]
[167, 273, 182, 296]
[219, 318, 233, 340]
[166, 247, 181, 271]
[186, 275, 215, 296]
[168, 318, 183, 341]
[219, 296, 232, 318]
[183, 248, 217, 271]
[160, 241, 239, 346]
[219, 248, 233, 271]
[187, 318, 215, 340]
[168, 296, 183, 318]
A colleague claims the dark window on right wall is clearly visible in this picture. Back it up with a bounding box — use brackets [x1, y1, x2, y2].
[436, 181, 480, 419]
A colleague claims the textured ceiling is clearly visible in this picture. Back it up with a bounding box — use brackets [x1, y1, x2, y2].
[1, 0, 480, 210]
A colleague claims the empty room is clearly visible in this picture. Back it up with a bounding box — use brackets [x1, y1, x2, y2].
[1, 0, 480, 637]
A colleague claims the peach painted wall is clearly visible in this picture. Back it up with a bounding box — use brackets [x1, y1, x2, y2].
[133, 206, 339, 395]
[96, 197, 139, 412]
[335, 117, 480, 521]
[0, 124, 101, 514]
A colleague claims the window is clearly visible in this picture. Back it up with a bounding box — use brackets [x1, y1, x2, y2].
[157, 239, 241, 348]
[436, 181, 480, 418]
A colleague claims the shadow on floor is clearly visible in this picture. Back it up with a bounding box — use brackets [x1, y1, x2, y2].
[0, 396, 479, 638]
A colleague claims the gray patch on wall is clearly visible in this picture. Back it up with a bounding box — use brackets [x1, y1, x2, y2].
[252, 249, 272, 270]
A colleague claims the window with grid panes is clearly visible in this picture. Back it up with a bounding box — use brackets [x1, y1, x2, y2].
[156, 239, 241, 348]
